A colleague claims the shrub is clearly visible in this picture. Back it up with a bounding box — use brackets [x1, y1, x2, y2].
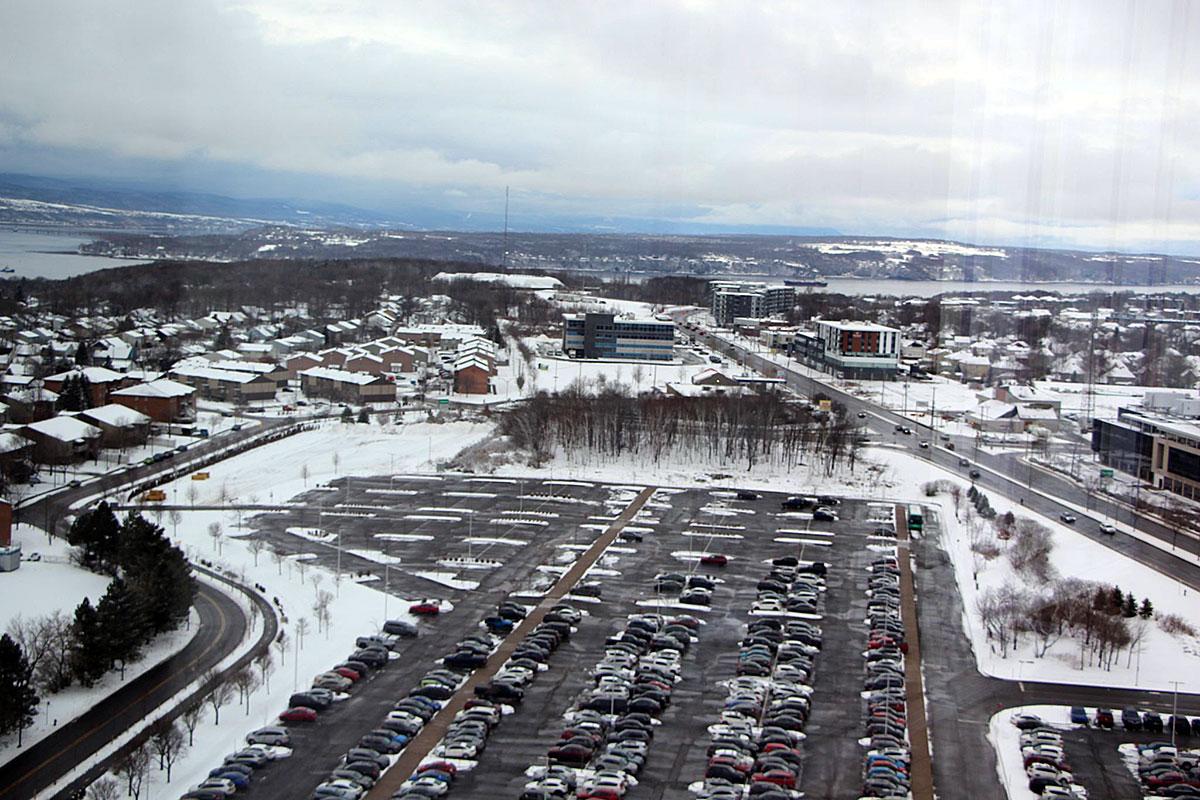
[1157, 613, 1198, 637]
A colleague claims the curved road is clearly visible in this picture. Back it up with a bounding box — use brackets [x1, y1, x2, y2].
[3, 420, 292, 800]
[0, 577, 250, 800]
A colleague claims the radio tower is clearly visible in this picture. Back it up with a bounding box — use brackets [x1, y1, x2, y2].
[502, 185, 510, 270]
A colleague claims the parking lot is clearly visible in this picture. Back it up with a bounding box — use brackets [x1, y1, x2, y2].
[226, 477, 905, 800]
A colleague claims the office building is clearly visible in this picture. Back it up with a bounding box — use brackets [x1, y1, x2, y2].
[562, 313, 675, 361]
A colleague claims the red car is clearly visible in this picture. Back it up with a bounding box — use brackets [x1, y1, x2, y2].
[752, 769, 797, 789]
[416, 761, 457, 776]
[409, 601, 442, 615]
[334, 667, 361, 681]
[279, 706, 318, 722]
[577, 789, 621, 800]
[700, 554, 728, 567]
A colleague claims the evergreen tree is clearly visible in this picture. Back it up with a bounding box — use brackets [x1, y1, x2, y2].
[77, 374, 93, 410]
[67, 502, 121, 574]
[98, 579, 146, 672]
[75, 340, 91, 366]
[117, 513, 194, 634]
[0, 633, 39, 746]
[1108, 585, 1124, 614]
[1139, 598, 1154, 620]
[340, 406, 354, 423]
[1092, 587, 1107, 611]
[1122, 592, 1137, 618]
[71, 598, 107, 687]
[356, 409, 369, 424]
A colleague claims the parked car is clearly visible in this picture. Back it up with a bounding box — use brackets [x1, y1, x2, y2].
[279, 706, 318, 723]
[410, 601, 443, 616]
[247, 725, 292, 745]
[383, 620, 419, 637]
[700, 554, 728, 567]
[735, 490, 759, 500]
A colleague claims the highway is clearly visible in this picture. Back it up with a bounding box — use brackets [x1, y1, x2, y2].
[687, 324, 1200, 588]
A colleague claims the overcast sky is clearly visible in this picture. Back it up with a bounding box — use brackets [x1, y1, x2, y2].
[1, 0, 1198, 251]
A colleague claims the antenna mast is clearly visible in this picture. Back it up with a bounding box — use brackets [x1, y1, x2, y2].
[502, 185, 510, 270]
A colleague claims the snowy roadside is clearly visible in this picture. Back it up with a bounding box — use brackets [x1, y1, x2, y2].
[868, 447, 1200, 692]
[0, 524, 198, 766]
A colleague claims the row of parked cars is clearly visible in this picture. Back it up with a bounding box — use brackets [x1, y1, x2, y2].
[1072, 705, 1200, 738]
[181, 620, 417, 800]
[859, 554, 911, 799]
[385, 599, 584, 800]
[524, 604, 703, 799]
[779, 495, 840, 522]
[1127, 740, 1200, 796]
[1009, 714, 1087, 798]
[655, 570, 717, 607]
[694, 555, 829, 800]
[748, 556, 826, 618]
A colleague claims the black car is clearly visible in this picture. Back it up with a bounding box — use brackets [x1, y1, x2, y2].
[780, 496, 813, 510]
[736, 490, 759, 501]
[969, 469, 981, 479]
[289, 691, 331, 710]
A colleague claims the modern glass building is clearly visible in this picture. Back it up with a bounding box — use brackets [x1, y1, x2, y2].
[562, 313, 675, 361]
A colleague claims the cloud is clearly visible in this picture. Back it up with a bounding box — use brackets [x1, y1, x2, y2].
[0, 0, 1197, 251]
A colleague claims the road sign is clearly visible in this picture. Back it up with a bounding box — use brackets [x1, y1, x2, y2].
[1100, 468, 1114, 478]
[439, 398, 450, 405]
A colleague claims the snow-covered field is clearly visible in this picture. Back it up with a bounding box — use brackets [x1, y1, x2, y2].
[868, 447, 1200, 692]
[65, 419, 494, 798]
[153, 418, 493, 506]
[0, 525, 197, 764]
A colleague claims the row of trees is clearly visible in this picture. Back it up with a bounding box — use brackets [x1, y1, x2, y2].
[500, 384, 861, 473]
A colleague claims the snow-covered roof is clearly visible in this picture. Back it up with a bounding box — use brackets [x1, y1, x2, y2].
[433, 271, 564, 290]
[111, 379, 196, 399]
[454, 355, 494, 373]
[299, 367, 381, 385]
[971, 400, 1016, 420]
[0, 432, 33, 454]
[171, 365, 264, 384]
[25, 415, 102, 442]
[81, 403, 151, 428]
[44, 366, 126, 384]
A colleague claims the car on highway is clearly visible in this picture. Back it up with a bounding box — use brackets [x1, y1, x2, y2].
[958, 458, 970, 467]
[1099, 523, 1117, 535]
[969, 469, 981, 479]
[858, 411, 868, 418]
[918, 441, 929, 449]
[1059, 513, 1077, 524]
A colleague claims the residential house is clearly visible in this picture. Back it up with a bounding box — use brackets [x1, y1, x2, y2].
[110, 379, 197, 422]
[23, 415, 102, 463]
[79, 404, 152, 448]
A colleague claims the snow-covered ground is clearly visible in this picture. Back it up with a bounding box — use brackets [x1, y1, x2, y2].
[987, 705, 1078, 800]
[867, 447, 1200, 692]
[0, 525, 197, 764]
[73, 418, 494, 798]
[152, 417, 493, 507]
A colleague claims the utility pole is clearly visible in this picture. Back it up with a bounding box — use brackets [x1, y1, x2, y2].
[1170, 680, 1184, 747]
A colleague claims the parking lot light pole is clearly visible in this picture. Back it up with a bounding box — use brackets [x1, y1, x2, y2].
[1170, 680, 1183, 747]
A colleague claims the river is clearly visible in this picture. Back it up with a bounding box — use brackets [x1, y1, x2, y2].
[0, 229, 146, 280]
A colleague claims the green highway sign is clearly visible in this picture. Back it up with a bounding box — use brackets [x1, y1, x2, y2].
[439, 398, 450, 405]
[1100, 468, 1114, 478]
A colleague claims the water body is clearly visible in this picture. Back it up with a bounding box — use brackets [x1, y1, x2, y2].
[569, 269, 1200, 297]
[3, 227, 1199, 296]
[0, 229, 145, 280]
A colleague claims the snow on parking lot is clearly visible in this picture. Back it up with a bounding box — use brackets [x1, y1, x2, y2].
[987, 705, 1077, 800]
[72, 420, 492, 797]
[155, 418, 493, 507]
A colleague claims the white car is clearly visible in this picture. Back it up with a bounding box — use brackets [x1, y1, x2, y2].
[1099, 523, 1117, 535]
[192, 779, 237, 796]
[403, 776, 449, 796]
[317, 780, 365, 799]
[440, 742, 479, 760]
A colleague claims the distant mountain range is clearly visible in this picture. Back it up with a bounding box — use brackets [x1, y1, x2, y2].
[3, 172, 1200, 285]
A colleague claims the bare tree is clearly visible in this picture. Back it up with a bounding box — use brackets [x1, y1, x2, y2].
[270, 545, 286, 576]
[10, 615, 54, 690]
[207, 521, 224, 554]
[295, 617, 311, 650]
[168, 509, 182, 540]
[115, 743, 151, 800]
[206, 678, 234, 725]
[301, 464, 310, 487]
[230, 666, 260, 715]
[332, 451, 340, 473]
[180, 698, 205, 746]
[254, 650, 275, 693]
[186, 482, 199, 508]
[313, 589, 334, 636]
[273, 629, 289, 666]
[150, 719, 186, 781]
[86, 776, 120, 800]
[248, 537, 266, 566]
